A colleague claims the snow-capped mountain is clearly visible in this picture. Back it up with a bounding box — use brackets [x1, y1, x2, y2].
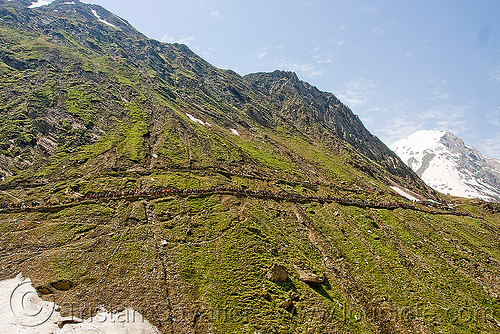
[390, 130, 500, 202]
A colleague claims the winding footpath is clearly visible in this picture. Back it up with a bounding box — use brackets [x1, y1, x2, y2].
[0, 185, 482, 219]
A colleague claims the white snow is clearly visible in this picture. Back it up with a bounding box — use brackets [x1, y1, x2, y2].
[391, 130, 500, 202]
[185, 113, 210, 127]
[91, 9, 118, 29]
[390, 186, 420, 202]
[394, 130, 446, 153]
[61, 1, 76, 4]
[28, 0, 55, 8]
[0, 273, 159, 333]
[230, 128, 240, 136]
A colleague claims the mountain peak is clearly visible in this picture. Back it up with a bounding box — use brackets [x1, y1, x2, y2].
[392, 130, 447, 149]
[2, 0, 134, 32]
[391, 130, 500, 202]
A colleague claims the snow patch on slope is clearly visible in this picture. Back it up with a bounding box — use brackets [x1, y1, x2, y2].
[185, 113, 210, 127]
[390, 186, 420, 202]
[91, 9, 118, 29]
[230, 128, 240, 136]
[28, 0, 55, 8]
[0, 273, 159, 333]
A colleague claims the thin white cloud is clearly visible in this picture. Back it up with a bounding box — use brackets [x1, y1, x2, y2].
[316, 59, 332, 64]
[211, 10, 219, 18]
[488, 63, 500, 83]
[311, 46, 321, 54]
[356, 107, 387, 127]
[371, 27, 385, 34]
[383, 115, 424, 145]
[430, 87, 450, 101]
[363, 5, 379, 14]
[327, 39, 345, 50]
[253, 44, 287, 61]
[276, 44, 287, 51]
[486, 108, 500, 126]
[161, 34, 195, 45]
[476, 59, 500, 84]
[255, 51, 267, 59]
[419, 104, 469, 134]
[379, 101, 473, 145]
[480, 133, 500, 158]
[277, 59, 326, 77]
[311, 45, 334, 64]
[336, 77, 376, 107]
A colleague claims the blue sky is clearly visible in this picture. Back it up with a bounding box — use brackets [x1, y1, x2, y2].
[76, 0, 500, 157]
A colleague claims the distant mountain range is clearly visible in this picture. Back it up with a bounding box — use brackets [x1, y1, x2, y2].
[391, 130, 500, 202]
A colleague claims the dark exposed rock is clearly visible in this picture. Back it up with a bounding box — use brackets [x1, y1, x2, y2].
[51, 280, 73, 291]
[279, 299, 292, 309]
[36, 285, 53, 295]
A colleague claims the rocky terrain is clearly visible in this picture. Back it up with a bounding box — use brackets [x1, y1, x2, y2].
[0, 1, 499, 333]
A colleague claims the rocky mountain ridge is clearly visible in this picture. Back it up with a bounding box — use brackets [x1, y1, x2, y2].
[0, 0, 435, 201]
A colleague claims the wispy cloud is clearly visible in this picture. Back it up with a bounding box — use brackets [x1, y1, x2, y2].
[276, 59, 326, 77]
[161, 34, 195, 45]
[211, 10, 219, 18]
[476, 59, 500, 84]
[371, 27, 385, 34]
[383, 115, 424, 145]
[430, 80, 450, 101]
[363, 5, 379, 14]
[310, 45, 335, 64]
[378, 101, 473, 145]
[327, 39, 345, 50]
[419, 104, 469, 134]
[486, 108, 500, 126]
[479, 133, 500, 158]
[336, 78, 376, 107]
[316, 59, 332, 64]
[255, 51, 267, 59]
[488, 62, 500, 83]
[357, 106, 387, 127]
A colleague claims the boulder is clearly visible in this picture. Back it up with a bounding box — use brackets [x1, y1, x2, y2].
[295, 266, 324, 284]
[36, 286, 52, 295]
[279, 299, 292, 309]
[266, 264, 288, 282]
[51, 280, 73, 291]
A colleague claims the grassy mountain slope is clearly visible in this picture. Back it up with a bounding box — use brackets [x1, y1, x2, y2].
[0, 1, 499, 333]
